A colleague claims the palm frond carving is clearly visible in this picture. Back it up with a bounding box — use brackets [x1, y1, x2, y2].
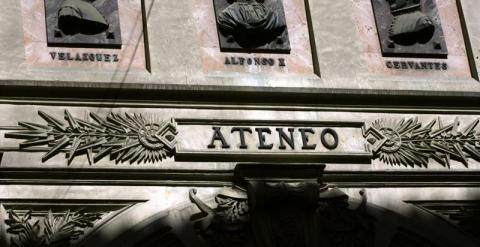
[5, 110, 177, 165]
[363, 117, 480, 168]
[5, 209, 101, 247]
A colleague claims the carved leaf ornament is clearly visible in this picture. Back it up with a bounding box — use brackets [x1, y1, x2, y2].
[5, 110, 480, 168]
[364, 117, 480, 168]
[5, 110, 177, 165]
[5, 209, 101, 247]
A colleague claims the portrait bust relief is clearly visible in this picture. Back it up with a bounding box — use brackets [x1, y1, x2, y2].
[57, 0, 109, 36]
[371, 0, 448, 58]
[213, 0, 291, 53]
[44, 0, 122, 48]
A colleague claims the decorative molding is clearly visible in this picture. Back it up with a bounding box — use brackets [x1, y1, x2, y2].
[411, 201, 480, 241]
[4, 209, 101, 247]
[364, 117, 480, 168]
[4, 110, 177, 165]
[5, 112, 480, 169]
[3, 168, 480, 187]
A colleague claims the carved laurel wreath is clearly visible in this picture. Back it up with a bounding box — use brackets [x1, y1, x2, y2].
[5, 110, 177, 165]
[363, 117, 480, 168]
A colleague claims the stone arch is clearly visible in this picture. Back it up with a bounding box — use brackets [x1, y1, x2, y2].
[79, 190, 479, 247]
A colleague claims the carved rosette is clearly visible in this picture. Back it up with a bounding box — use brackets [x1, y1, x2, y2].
[4, 110, 177, 165]
[4, 209, 101, 247]
[364, 117, 480, 168]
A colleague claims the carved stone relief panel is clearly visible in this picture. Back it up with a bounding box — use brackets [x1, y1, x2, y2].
[353, 0, 472, 79]
[0, 200, 137, 247]
[44, 0, 122, 48]
[4, 110, 480, 168]
[2, 110, 177, 165]
[363, 117, 480, 168]
[194, 0, 315, 76]
[3, 209, 101, 247]
[213, 0, 290, 53]
[371, 0, 448, 58]
[19, 0, 147, 71]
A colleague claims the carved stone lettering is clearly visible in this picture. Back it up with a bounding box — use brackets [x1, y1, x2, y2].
[208, 127, 231, 149]
[175, 123, 370, 163]
[232, 127, 253, 149]
[48, 51, 120, 62]
[205, 126, 342, 151]
[385, 60, 448, 70]
[224, 56, 285, 67]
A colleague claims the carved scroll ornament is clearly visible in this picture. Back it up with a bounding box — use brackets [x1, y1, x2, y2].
[5, 110, 177, 165]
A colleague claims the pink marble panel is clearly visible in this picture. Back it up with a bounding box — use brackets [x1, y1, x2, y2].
[193, 0, 315, 76]
[352, 0, 472, 79]
[20, 0, 146, 71]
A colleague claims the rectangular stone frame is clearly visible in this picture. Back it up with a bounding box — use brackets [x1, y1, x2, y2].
[371, 0, 448, 58]
[44, 0, 122, 49]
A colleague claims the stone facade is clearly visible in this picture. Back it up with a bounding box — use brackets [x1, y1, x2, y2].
[1, 0, 480, 246]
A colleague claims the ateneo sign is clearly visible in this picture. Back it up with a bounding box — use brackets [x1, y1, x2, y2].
[175, 120, 372, 163]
